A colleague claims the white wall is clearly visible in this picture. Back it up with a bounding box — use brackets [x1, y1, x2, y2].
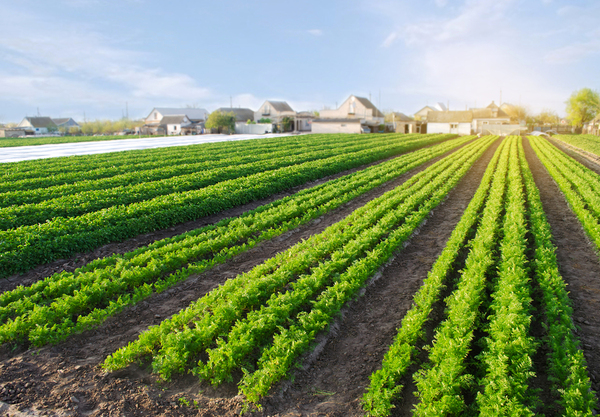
[235, 122, 273, 134]
[167, 124, 180, 135]
[428, 123, 471, 135]
[312, 121, 361, 134]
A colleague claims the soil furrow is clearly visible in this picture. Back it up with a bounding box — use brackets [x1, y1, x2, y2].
[255, 138, 500, 417]
[523, 137, 600, 402]
[0, 141, 472, 416]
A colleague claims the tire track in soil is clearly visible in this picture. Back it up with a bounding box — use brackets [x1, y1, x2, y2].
[0, 141, 474, 417]
[256, 138, 501, 417]
[523, 138, 600, 403]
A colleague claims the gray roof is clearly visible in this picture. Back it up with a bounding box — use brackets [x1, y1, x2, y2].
[160, 115, 190, 125]
[471, 108, 510, 119]
[265, 101, 294, 112]
[215, 107, 255, 122]
[392, 112, 414, 122]
[24, 117, 57, 128]
[352, 96, 384, 118]
[152, 108, 208, 121]
[427, 111, 473, 123]
[313, 118, 362, 123]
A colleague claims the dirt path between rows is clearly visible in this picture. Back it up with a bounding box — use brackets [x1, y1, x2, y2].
[523, 138, 600, 401]
[253, 138, 501, 416]
[0, 141, 474, 417]
[549, 137, 600, 172]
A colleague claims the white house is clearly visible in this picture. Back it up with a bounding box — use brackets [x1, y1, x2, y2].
[471, 102, 511, 134]
[17, 117, 58, 135]
[144, 108, 208, 126]
[312, 95, 384, 134]
[427, 111, 473, 135]
[254, 101, 295, 124]
[142, 107, 208, 135]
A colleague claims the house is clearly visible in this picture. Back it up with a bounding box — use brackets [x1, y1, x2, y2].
[413, 103, 447, 121]
[253, 101, 313, 132]
[312, 95, 384, 134]
[17, 117, 58, 135]
[389, 112, 417, 134]
[215, 107, 255, 123]
[142, 107, 209, 135]
[159, 115, 192, 136]
[427, 111, 473, 135]
[52, 118, 80, 131]
[254, 101, 295, 125]
[472, 102, 511, 133]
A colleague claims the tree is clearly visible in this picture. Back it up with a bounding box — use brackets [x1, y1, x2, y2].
[535, 109, 560, 126]
[566, 88, 600, 127]
[205, 110, 236, 134]
[258, 118, 271, 124]
[503, 104, 529, 123]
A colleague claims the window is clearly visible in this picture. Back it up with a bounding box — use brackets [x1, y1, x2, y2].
[349, 102, 356, 114]
[174, 126, 177, 130]
[263, 105, 271, 116]
[450, 124, 458, 129]
[154, 112, 158, 120]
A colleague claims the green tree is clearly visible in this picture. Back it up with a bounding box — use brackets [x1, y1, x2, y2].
[503, 104, 529, 123]
[258, 118, 272, 124]
[535, 109, 560, 125]
[566, 88, 600, 127]
[205, 111, 236, 134]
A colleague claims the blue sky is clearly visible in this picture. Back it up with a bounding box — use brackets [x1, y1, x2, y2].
[0, 0, 598, 123]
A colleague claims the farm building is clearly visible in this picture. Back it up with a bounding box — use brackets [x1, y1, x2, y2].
[427, 111, 473, 135]
[312, 95, 384, 134]
[389, 112, 417, 134]
[0, 128, 27, 138]
[142, 107, 209, 135]
[17, 117, 58, 135]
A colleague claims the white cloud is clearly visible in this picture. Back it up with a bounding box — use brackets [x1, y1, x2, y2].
[545, 39, 600, 64]
[0, 7, 212, 117]
[381, 32, 398, 48]
[307, 29, 323, 36]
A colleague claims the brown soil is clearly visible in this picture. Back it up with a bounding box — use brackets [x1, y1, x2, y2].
[253, 138, 502, 416]
[550, 137, 600, 172]
[0, 143, 471, 417]
[523, 138, 600, 404]
[5, 137, 597, 417]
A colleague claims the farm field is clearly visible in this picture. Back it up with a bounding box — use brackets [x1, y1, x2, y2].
[0, 133, 600, 416]
[0, 134, 154, 149]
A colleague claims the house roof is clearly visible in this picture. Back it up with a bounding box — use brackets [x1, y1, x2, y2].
[265, 101, 294, 112]
[52, 118, 71, 125]
[151, 108, 208, 121]
[471, 108, 510, 119]
[215, 107, 255, 122]
[313, 118, 362, 123]
[160, 115, 190, 125]
[392, 112, 414, 122]
[23, 117, 57, 128]
[352, 96, 384, 118]
[427, 111, 473, 123]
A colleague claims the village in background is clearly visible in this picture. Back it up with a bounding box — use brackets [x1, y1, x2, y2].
[1, 89, 599, 139]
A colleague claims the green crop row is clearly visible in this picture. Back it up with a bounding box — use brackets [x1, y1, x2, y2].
[0, 132, 411, 189]
[364, 136, 596, 416]
[0, 134, 453, 278]
[0, 133, 420, 199]
[523, 137, 597, 415]
[0, 135, 473, 347]
[554, 134, 600, 158]
[362, 136, 505, 416]
[475, 137, 536, 415]
[0, 135, 433, 227]
[530, 136, 600, 251]
[411, 136, 511, 416]
[102, 136, 496, 405]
